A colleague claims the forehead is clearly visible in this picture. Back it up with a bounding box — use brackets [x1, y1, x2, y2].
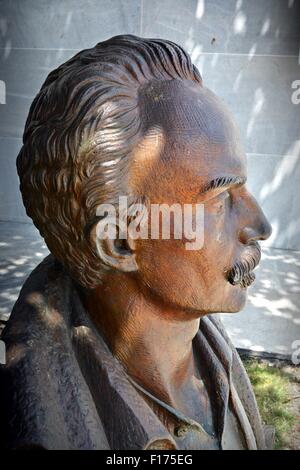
[140, 79, 235, 139]
[132, 80, 246, 199]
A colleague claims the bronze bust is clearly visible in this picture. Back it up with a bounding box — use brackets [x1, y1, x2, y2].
[0, 35, 272, 450]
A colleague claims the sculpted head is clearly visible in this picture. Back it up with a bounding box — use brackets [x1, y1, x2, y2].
[17, 35, 271, 318]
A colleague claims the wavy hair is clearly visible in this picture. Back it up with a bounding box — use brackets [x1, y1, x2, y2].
[17, 34, 202, 288]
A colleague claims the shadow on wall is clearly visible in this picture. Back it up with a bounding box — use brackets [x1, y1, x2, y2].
[221, 247, 300, 355]
[249, 141, 300, 251]
[145, 0, 300, 57]
[0, 223, 48, 322]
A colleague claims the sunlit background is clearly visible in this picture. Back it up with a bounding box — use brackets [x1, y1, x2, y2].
[0, 0, 299, 356]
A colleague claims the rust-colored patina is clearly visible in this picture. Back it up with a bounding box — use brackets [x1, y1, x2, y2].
[0, 35, 272, 450]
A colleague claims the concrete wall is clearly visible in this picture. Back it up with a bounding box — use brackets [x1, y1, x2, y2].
[0, 0, 299, 249]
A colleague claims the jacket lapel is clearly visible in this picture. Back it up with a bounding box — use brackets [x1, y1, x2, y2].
[200, 315, 265, 449]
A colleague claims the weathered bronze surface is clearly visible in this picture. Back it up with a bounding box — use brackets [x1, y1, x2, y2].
[0, 35, 272, 450]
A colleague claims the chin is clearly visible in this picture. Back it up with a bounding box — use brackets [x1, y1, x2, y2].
[200, 283, 248, 315]
[223, 286, 248, 313]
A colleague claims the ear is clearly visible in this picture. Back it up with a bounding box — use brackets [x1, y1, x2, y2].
[91, 221, 138, 272]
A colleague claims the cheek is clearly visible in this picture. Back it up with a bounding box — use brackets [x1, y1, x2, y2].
[201, 214, 247, 310]
[204, 210, 235, 271]
[135, 239, 190, 304]
[135, 237, 228, 311]
[136, 239, 193, 293]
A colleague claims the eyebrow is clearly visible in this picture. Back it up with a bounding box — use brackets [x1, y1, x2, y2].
[201, 175, 247, 194]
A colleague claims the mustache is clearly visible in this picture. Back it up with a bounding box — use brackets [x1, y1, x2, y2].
[227, 242, 261, 288]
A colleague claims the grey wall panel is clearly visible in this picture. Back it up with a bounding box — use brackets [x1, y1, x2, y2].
[0, 0, 141, 49]
[247, 149, 300, 250]
[141, 0, 300, 56]
[195, 54, 300, 156]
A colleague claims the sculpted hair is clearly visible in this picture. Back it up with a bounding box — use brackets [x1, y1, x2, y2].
[17, 34, 202, 288]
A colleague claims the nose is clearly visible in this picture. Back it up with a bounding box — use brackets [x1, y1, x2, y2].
[238, 194, 272, 245]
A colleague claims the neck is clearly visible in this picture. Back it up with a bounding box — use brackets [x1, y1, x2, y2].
[82, 272, 201, 407]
